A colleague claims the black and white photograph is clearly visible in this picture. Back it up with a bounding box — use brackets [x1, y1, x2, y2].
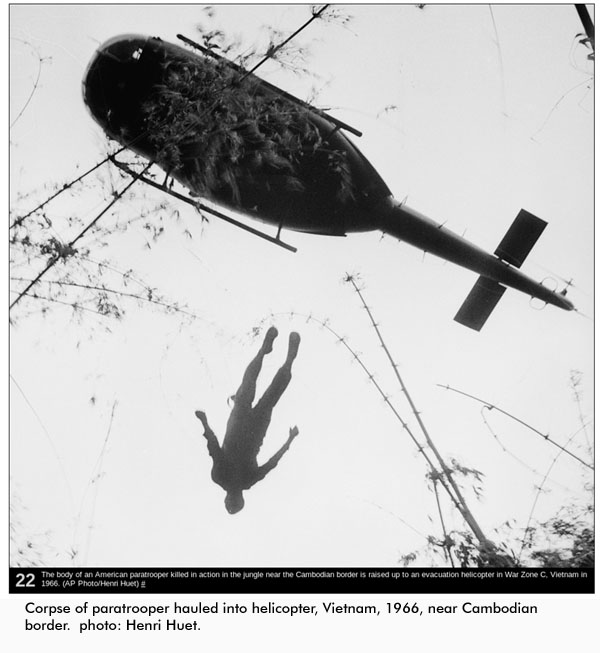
[9, 4, 593, 592]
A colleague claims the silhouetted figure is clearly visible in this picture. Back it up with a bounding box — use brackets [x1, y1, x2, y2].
[195, 327, 300, 514]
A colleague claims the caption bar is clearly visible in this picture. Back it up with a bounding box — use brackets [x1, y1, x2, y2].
[10, 567, 593, 594]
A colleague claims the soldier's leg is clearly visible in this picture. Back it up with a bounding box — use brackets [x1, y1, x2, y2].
[233, 326, 278, 409]
[254, 332, 300, 414]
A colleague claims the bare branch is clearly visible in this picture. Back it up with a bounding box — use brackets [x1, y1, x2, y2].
[344, 274, 495, 551]
[436, 383, 594, 470]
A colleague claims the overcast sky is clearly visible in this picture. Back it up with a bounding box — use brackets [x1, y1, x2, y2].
[9, 4, 593, 568]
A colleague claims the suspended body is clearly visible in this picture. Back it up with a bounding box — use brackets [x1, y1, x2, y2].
[83, 35, 575, 329]
[195, 327, 300, 514]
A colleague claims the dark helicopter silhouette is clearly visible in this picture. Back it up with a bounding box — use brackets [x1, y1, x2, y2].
[82, 34, 575, 330]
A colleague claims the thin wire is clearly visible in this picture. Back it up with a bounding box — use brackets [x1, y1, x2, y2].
[10, 38, 46, 129]
[80, 401, 118, 565]
[9, 374, 75, 512]
[488, 6, 508, 116]
[357, 497, 427, 539]
[530, 77, 592, 141]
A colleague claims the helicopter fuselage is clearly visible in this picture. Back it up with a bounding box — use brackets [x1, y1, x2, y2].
[82, 34, 574, 328]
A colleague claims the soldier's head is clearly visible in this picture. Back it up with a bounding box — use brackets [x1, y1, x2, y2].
[225, 490, 245, 514]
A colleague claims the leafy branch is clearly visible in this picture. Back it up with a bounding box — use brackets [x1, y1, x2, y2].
[10, 162, 152, 310]
[10, 277, 203, 321]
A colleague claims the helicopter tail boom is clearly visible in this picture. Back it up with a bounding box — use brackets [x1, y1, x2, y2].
[380, 200, 574, 329]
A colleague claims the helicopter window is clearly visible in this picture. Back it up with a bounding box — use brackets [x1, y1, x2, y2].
[132, 47, 143, 61]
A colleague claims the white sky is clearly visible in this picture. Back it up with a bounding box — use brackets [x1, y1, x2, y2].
[9, 4, 594, 568]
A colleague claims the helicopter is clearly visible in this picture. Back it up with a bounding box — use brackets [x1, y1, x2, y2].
[82, 34, 575, 331]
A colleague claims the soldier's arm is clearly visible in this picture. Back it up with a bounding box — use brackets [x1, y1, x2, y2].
[254, 426, 299, 482]
[195, 410, 221, 459]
